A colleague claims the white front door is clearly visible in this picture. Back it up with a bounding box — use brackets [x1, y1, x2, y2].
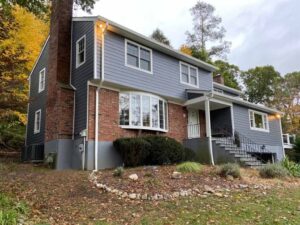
[188, 109, 200, 138]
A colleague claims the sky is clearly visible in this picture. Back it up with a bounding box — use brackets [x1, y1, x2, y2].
[76, 0, 300, 75]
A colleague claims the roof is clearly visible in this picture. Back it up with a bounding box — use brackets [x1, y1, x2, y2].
[186, 89, 282, 115]
[213, 82, 242, 95]
[73, 16, 218, 72]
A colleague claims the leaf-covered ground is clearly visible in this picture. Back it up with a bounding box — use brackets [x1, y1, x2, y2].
[0, 162, 300, 225]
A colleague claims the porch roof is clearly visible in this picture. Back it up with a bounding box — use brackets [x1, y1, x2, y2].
[185, 90, 283, 115]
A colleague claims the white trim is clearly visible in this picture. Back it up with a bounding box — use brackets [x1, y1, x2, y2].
[209, 98, 232, 107]
[76, 35, 86, 68]
[230, 105, 235, 137]
[38, 68, 46, 93]
[125, 39, 153, 74]
[101, 31, 105, 81]
[95, 87, 100, 171]
[34, 109, 41, 134]
[179, 61, 199, 88]
[279, 117, 285, 158]
[25, 103, 29, 146]
[28, 36, 50, 80]
[119, 91, 168, 132]
[248, 109, 270, 132]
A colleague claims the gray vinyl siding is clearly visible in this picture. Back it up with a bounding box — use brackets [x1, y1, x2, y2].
[26, 40, 49, 146]
[103, 31, 212, 100]
[71, 21, 95, 136]
[232, 104, 282, 146]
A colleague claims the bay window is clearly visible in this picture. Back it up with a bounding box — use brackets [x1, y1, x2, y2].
[119, 92, 168, 131]
[249, 110, 269, 132]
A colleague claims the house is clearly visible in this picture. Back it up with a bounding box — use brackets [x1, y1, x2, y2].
[25, 12, 285, 170]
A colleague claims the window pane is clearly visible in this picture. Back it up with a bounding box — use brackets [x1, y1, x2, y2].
[127, 43, 139, 57]
[159, 100, 164, 129]
[151, 97, 159, 128]
[127, 54, 139, 67]
[140, 48, 150, 61]
[119, 93, 129, 125]
[190, 67, 197, 76]
[190, 75, 197, 86]
[164, 102, 168, 130]
[79, 39, 85, 52]
[140, 59, 151, 71]
[79, 52, 85, 64]
[254, 113, 263, 128]
[181, 64, 189, 83]
[142, 96, 150, 127]
[130, 94, 141, 126]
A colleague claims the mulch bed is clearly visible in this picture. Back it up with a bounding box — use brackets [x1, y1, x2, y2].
[96, 165, 242, 195]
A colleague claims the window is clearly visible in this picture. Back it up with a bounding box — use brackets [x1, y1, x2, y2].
[119, 92, 168, 131]
[38, 68, 46, 93]
[249, 110, 269, 132]
[34, 109, 41, 134]
[125, 40, 152, 73]
[180, 62, 199, 87]
[76, 35, 86, 68]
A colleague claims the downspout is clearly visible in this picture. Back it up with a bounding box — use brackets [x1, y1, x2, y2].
[94, 21, 108, 171]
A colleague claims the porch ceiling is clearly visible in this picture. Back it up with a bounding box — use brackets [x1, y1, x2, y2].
[186, 99, 231, 111]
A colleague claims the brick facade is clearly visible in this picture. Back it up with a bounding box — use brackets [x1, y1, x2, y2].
[88, 87, 188, 143]
[45, 0, 74, 141]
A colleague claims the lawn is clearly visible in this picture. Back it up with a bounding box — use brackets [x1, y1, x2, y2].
[0, 162, 300, 225]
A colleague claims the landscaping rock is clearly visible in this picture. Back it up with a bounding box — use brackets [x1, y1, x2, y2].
[129, 174, 138, 181]
[204, 185, 215, 193]
[129, 193, 137, 199]
[171, 171, 182, 179]
[214, 192, 223, 197]
[141, 194, 148, 200]
[239, 184, 248, 189]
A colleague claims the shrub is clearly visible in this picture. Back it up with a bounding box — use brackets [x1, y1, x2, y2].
[282, 157, 300, 177]
[184, 148, 196, 161]
[113, 167, 124, 177]
[176, 162, 202, 173]
[113, 137, 151, 167]
[218, 163, 241, 178]
[44, 152, 57, 169]
[114, 136, 185, 167]
[143, 136, 185, 165]
[259, 164, 289, 178]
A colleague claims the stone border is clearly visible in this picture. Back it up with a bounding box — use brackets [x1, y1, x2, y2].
[89, 171, 270, 201]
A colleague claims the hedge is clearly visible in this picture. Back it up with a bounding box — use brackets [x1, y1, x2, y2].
[113, 136, 193, 167]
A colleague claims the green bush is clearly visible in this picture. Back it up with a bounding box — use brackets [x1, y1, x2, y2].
[113, 167, 124, 177]
[259, 164, 289, 178]
[184, 148, 196, 161]
[113, 137, 151, 167]
[218, 163, 241, 178]
[113, 136, 185, 167]
[282, 157, 300, 177]
[176, 162, 202, 173]
[286, 137, 300, 163]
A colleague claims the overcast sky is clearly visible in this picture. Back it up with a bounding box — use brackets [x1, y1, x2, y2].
[76, 0, 300, 75]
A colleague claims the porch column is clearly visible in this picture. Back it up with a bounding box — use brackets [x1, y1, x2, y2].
[205, 99, 215, 165]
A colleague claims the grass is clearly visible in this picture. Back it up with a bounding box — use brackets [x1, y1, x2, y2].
[0, 193, 28, 225]
[176, 162, 202, 173]
[137, 188, 300, 225]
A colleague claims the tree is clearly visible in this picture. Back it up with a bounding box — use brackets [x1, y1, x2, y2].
[179, 45, 192, 56]
[150, 28, 171, 46]
[0, 6, 48, 149]
[241, 66, 282, 105]
[185, 1, 231, 62]
[213, 60, 240, 90]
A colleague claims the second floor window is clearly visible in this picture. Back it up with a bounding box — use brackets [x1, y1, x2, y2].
[125, 40, 152, 73]
[38, 68, 46, 93]
[76, 35, 86, 68]
[180, 62, 199, 87]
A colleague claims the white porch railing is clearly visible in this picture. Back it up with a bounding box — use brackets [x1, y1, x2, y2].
[282, 134, 296, 149]
[187, 124, 200, 139]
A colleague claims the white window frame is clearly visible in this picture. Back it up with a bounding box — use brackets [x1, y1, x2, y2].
[249, 109, 269, 132]
[38, 68, 46, 93]
[119, 92, 168, 132]
[179, 62, 199, 88]
[76, 35, 86, 68]
[125, 39, 153, 74]
[34, 109, 41, 134]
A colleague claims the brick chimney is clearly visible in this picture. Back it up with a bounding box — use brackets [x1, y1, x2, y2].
[213, 74, 224, 85]
[45, 0, 75, 142]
